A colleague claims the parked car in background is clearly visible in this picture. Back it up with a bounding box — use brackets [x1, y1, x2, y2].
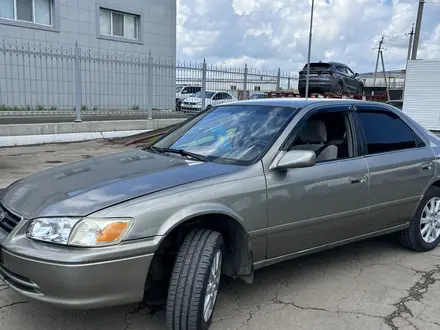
[387, 99, 403, 110]
[249, 92, 268, 100]
[1, 98, 440, 330]
[298, 62, 364, 97]
[181, 90, 236, 112]
[176, 85, 202, 111]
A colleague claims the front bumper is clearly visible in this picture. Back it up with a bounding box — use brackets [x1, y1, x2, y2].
[0, 234, 159, 309]
[181, 103, 202, 112]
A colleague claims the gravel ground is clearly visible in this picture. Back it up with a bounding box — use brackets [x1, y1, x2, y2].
[1, 140, 440, 330]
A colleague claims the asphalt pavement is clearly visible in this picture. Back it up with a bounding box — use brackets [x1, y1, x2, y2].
[1, 141, 440, 329]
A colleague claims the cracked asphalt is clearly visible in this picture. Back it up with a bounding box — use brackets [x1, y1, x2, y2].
[2, 141, 440, 330]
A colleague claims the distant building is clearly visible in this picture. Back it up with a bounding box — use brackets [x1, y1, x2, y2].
[0, 0, 176, 110]
[359, 69, 406, 88]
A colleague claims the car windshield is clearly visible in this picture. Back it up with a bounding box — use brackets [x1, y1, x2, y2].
[176, 87, 183, 93]
[193, 91, 216, 98]
[153, 105, 296, 165]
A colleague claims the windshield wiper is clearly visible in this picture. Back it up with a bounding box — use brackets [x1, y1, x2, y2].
[149, 146, 210, 162]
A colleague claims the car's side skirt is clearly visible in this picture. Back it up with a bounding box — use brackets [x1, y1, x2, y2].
[253, 223, 409, 270]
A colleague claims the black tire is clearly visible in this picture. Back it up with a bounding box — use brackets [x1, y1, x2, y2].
[400, 186, 440, 252]
[356, 85, 363, 95]
[176, 100, 182, 111]
[166, 229, 224, 330]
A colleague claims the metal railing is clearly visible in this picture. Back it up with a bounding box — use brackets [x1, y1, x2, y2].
[0, 40, 297, 120]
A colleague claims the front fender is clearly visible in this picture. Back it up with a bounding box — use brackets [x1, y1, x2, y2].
[157, 202, 246, 237]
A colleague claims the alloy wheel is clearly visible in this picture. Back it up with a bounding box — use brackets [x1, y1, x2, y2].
[420, 197, 440, 244]
[203, 249, 222, 322]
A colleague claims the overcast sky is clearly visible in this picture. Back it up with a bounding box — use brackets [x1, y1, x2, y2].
[176, 0, 440, 75]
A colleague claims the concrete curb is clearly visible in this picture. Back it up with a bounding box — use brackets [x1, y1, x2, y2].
[0, 130, 149, 147]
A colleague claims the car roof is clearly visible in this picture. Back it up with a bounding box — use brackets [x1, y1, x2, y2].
[305, 61, 344, 67]
[224, 98, 390, 109]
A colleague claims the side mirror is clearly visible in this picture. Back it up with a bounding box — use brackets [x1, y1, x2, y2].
[354, 73, 359, 77]
[270, 150, 316, 170]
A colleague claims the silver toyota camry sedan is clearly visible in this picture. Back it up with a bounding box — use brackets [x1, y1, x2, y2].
[1, 98, 440, 330]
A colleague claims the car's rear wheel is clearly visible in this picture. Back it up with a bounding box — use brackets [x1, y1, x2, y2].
[400, 186, 440, 252]
[356, 85, 363, 95]
[335, 82, 344, 94]
[166, 229, 224, 330]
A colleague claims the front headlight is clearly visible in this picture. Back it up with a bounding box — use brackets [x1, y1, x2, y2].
[27, 217, 134, 247]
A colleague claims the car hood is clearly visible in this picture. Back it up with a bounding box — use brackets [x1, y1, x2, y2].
[1, 150, 242, 219]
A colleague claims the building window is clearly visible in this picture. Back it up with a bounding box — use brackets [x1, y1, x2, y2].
[230, 85, 237, 91]
[255, 86, 261, 91]
[0, 0, 52, 25]
[100, 8, 138, 40]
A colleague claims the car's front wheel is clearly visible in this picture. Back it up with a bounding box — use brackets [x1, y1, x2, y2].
[400, 186, 440, 252]
[166, 229, 224, 330]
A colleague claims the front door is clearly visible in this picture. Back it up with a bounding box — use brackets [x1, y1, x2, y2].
[344, 66, 358, 92]
[354, 105, 435, 230]
[265, 105, 370, 258]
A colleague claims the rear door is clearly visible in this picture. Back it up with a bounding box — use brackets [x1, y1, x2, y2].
[354, 104, 435, 231]
[335, 66, 354, 92]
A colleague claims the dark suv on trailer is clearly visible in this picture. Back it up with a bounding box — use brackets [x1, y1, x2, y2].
[298, 62, 364, 97]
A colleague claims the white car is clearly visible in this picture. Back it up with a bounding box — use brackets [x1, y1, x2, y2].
[176, 85, 202, 110]
[181, 91, 237, 112]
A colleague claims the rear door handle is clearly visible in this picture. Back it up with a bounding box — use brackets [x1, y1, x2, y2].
[349, 176, 366, 184]
[421, 163, 433, 171]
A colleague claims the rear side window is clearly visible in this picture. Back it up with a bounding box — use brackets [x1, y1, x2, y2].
[357, 110, 418, 155]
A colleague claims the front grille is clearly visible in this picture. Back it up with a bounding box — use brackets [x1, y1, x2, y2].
[0, 204, 22, 234]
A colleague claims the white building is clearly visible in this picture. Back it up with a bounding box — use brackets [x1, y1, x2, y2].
[0, 0, 176, 110]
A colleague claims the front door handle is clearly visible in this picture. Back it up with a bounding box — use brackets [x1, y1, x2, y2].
[349, 176, 366, 184]
[421, 163, 433, 171]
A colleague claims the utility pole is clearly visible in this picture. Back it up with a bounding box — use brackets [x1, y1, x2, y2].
[380, 50, 390, 101]
[403, 24, 415, 98]
[373, 35, 384, 88]
[406, 24, 415, 62]
[411, 0, 425, 60]
[305, 0, 315, 99]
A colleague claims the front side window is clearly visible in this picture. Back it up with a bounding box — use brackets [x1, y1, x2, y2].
[153, 105, 296, 165]
[100, 8, 139, 40]
[289, 110, 354, 163]
[346, 67, 355, 76]
[0, 0, 52, 25]
[193, 91, 215, 99]
[357, 110, 417, 155]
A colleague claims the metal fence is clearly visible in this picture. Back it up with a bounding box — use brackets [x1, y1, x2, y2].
[0, 40, 297, 120]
